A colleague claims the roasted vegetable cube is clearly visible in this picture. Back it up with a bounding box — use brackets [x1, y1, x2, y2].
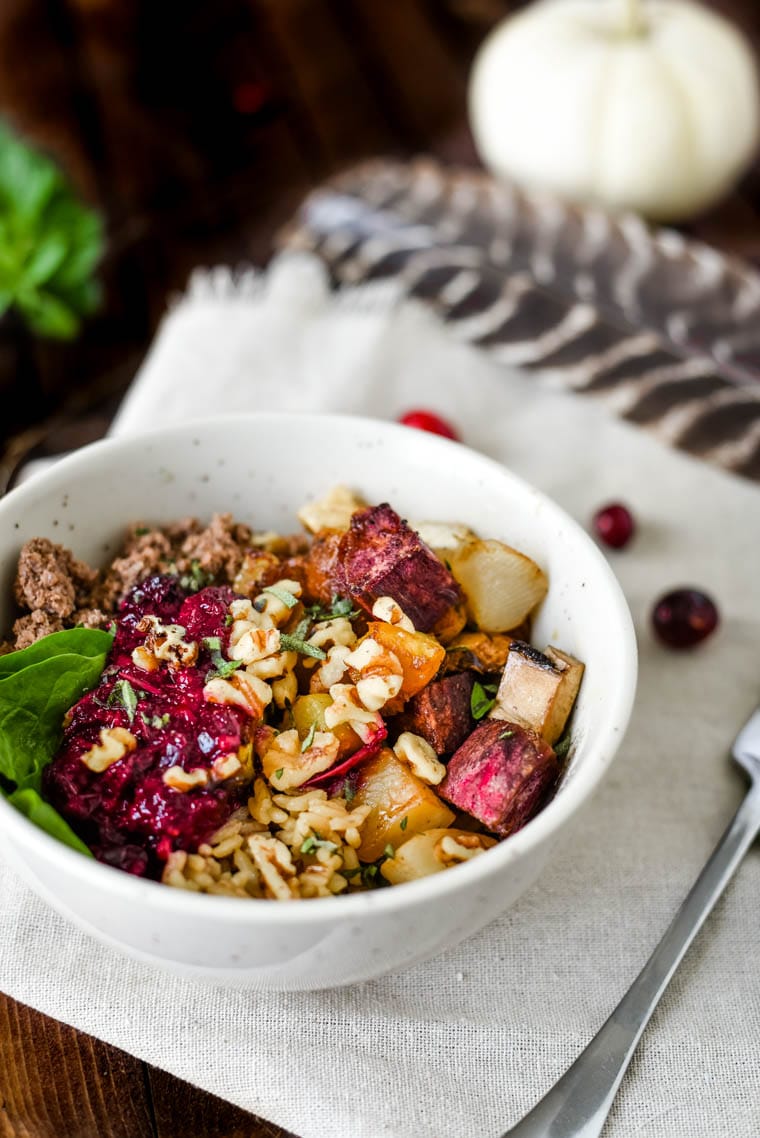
[439, 719, 558, 837]
[338, 504, 461, 632]
[491, 641, 584, 745]
[380, 827, 496, 884]
[365, 621, 445, 701]
[447, 538, 548, 633]
[290, 693, 361, 759]
[350, 747, 455, 862]
[396, 671, 475, 754]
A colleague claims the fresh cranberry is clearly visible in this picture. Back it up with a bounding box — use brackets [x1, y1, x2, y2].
[592, 502, 635, 549]
[651, 588, 719, 649]
[398, 410, 460, 441]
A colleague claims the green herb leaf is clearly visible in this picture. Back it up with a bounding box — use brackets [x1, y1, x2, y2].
[0, 628, 113, 789]
[342, 866, 361, 879]
[202, 636, 242, 679]
[274, 768, 284, 780]
[300, 722, 317, 752]
[498, 728, 515, 741]
[262, 584, 298, 609]
[306, 595, 358, 622]
[0, 122, 104, 339]
[179, 559, 213, 593]
[470, 680, 496, 721]
[0, 628, 112, 853]
[107, 678, 138, 723]
[554, 732, 572, 760]
[383, 844, 395, 859]
[344, 782, 355, 804]
[279, 634, 327, 661]
[300, 832, 339, 856]
[399, 815, 408, 831]
[8, 787, 92, 856]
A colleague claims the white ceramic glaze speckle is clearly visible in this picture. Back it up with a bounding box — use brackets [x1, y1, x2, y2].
[0, 412, 637, 990]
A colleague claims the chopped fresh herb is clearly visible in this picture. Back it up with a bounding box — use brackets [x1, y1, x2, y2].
[554, 733, 572, 760]
[301, 832, 338, 855]
[106, 678, 138, 723]
[134, 526, 150, 536]
[300, 722, 317, 752]
[383, 844, 395, 860]
[202, 636, 242, 679]
[179, 559, 213, 593]
[291, 615, 312, 642]
[444, 558, 452, 571]
[471, 680, 496, 720]
[399, 815, 408, 831]
[342, 867, 361, 879]
[498, 728, 515, 741]
[306, 595, 358, 622]
[262, 584, 299, 609]
[279, 634, 327, 661]
[274, 768, 284, 780]
[344, 782, 356, 804]
[361, 863, 379, 885]
[224, 613, 233, 627]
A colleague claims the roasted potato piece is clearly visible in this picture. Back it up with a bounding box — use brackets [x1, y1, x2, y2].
[351, 747, 455, 862]
[297, 485, 367, 534]
[381, 827, 497, 884]
[448, 538, 548, 633]
[491, 642, 584, 745]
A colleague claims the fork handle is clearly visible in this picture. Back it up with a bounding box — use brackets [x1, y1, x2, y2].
[501, 782, 760, 1138]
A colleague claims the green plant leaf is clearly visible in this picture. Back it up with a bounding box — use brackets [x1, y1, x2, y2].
[0, 120, 104, 338]
[8, 787, 92, 856]
[0, 628, 113, 788]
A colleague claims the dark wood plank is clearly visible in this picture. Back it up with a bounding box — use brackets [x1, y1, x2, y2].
[0, 997, 155, 1138]
[147, 1067, 297, 1138]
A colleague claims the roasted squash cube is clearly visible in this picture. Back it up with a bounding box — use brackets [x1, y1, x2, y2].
[365, 621, 445, 700]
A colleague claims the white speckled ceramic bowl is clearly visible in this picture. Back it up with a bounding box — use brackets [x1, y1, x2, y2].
[0, 412, 637, 990]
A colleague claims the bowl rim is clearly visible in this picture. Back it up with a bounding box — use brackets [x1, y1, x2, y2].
[0, 410, 638, 922]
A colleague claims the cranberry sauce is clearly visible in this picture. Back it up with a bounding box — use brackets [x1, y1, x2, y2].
[43, 576, 249, 878]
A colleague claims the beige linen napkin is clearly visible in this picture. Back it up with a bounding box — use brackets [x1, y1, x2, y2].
[1, 252, 759, 1138]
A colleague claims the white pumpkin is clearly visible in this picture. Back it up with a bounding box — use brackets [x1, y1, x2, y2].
[468, 0, 760, 222]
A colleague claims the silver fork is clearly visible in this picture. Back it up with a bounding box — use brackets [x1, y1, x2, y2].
[501, 707, 760, 1138]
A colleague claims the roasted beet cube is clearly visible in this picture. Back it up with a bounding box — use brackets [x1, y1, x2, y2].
[439, 719, 558, 837]
[338, 504, 461, 632]
[396, 672, 475, 755]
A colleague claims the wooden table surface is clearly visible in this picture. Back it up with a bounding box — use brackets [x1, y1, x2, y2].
[1, 3, 759, 1136]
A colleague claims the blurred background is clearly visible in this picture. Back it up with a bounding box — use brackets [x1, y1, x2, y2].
[0, 0, 758, 462]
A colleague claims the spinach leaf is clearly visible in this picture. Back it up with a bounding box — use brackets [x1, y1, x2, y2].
[0, 626, 112, 678]
[0, 628, 112, 854]
[8, 787, 92, 856]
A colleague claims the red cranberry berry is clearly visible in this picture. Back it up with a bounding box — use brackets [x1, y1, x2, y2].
[592, 502, 635, 549]
[651, 588, 719, 649]
[398, 409, 459, 441]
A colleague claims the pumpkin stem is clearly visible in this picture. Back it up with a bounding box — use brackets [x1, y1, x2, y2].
[623, 0, 646, 35]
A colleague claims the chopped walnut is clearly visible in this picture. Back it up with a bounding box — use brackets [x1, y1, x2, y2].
[393, 732, 447, 786]
[80, 727, 137, 773]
